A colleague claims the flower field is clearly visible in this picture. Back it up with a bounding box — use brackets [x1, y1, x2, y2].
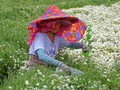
[62, 1, 120, 69]
[0, 0, 120, 89]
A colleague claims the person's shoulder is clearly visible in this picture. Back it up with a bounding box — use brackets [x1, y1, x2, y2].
[55, 35, 62, 39]
[36, 32, 45, 37]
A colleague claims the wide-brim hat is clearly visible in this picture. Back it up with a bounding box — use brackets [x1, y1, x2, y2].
[27, 4, 86, 46]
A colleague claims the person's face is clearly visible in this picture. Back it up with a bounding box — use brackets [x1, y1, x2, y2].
[51, 22, 61, 33]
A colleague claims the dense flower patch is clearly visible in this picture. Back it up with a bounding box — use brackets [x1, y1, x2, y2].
[62, 1, 120, 69]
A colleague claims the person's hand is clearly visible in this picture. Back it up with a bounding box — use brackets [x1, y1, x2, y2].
[56, 64, 84, 76]
[82, 43, 89, 53]
[58, 62, 71, 75]
[70, 67, 84, 76]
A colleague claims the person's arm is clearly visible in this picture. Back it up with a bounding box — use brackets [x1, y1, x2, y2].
[67, 42, 89, 53]
[58, 36, 87, 51]
[67, 42, 83, 49]
[37, 49, 71, 75]
[36, 49, 60, 66]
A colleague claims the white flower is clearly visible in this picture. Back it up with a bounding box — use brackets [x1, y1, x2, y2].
[77, 85, 81, 88]
[65, 83, 70, 89]
[83, 62, 87, 65]
[88, 80, 91, 83]
[66, 79, 70, 82]
[37, 70, 43, 75]
[9, 86, 13, 89]
[57, 86, 62, 90]
[43, 85, 47, 89]
[51, 80, 54, 85]
[37, 70, 40, 72]
[70, 85, 74, 90]
[53, 87, 56, 89]
[42, 75, 45, 78]
[107, 79, 111, 82]
[25, 80, 29, 85]
[21, 73, 24, 76]
[59, 76, 63, 79]
[36, 83, 40, 86]
[65, 83, 68, 87]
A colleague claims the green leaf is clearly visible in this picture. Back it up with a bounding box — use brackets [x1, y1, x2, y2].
[87, 29, 92, 33]
[86, 34, 91, 41]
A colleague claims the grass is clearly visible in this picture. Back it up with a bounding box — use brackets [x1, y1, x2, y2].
[1, 58, 120, 89]
[0, 0, 120, 89]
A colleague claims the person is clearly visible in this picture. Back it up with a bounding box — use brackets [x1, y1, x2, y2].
[27, 4, 89, 75]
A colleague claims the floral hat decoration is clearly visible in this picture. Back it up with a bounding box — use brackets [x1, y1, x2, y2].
[27, 4, 86, 46]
